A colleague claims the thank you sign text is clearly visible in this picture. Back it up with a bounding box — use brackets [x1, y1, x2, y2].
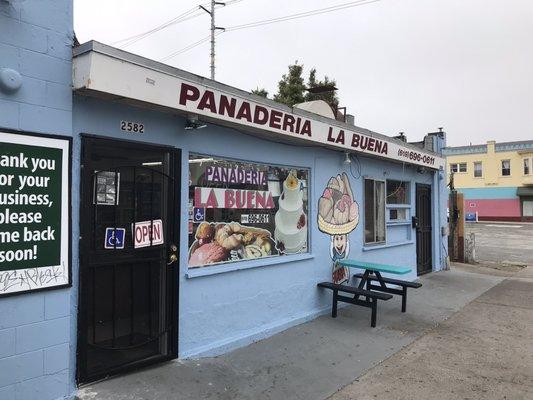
[0, 132, 70, 296]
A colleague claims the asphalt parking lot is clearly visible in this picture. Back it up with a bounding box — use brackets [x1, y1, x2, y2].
[465, 222, 533, 266]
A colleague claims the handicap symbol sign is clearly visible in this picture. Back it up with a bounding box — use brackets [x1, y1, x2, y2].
[104, 227, 126, 249]
[193, 207, 205, 222]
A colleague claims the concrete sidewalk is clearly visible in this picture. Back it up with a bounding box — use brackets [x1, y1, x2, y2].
[78, 266, 506, 400]
[329, 266, 533, 400]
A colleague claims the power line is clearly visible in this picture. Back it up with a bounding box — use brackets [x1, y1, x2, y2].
[226, 0, 381, 32]
[112, 0, 244, 49]
[112, 7, 201, 47]
[159, 0, 381, 63]
[159, 32, 223, 62]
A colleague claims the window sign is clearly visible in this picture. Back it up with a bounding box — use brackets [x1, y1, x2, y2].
[94, 171, 120, 205]
[188, 154, 309, 268]
[104, 227, 125, 249]
[0, 131, 70, 296]
[133, 219, 164, 248]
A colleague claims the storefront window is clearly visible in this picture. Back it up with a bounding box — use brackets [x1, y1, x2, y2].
[188, 154, 309, 268]
[364, 179, 386, 244]
[386, 180, 410, 221]
[386, 180, 409, 205]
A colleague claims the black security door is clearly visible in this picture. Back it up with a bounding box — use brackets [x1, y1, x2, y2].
[77, 136, 179, 383]
[416, 184, 432, 275]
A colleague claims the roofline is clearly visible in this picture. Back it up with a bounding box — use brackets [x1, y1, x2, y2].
[73, 40, 440, 156]
[444, 139, 533, 151]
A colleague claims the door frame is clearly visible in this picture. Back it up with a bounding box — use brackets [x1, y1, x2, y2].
[415, 183, 433, 275]
[76, 134, 180, 384]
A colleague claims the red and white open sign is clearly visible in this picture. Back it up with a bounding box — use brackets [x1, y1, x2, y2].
[133, 219, 164, 248]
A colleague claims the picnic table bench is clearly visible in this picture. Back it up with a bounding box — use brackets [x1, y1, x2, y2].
[317, 260, 422, 327]
[338, 260, 422, 313]
[317, 282, 392, 327]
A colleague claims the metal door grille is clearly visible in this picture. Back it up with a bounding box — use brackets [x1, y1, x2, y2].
[416, 184, 433, 275]
[77, 137, 179, 384]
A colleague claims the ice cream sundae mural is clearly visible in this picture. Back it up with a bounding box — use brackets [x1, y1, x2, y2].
[318, 172, 360, 284]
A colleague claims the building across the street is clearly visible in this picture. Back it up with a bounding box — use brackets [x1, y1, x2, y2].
[443, 140, 533, 221]
[0, 1, 448, 398]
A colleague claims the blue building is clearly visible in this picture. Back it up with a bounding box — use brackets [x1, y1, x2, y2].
[1, 1, 448, 398]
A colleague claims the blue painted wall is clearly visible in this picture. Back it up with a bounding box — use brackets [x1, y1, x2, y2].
[0, 1, 75, 399]
[458, 187, 518, 200]
[73, 96, 447, 360]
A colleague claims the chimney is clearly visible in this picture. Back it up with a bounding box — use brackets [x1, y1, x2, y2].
[487, 140, 496, 154]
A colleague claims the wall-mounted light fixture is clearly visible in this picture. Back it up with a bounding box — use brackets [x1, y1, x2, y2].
[0, 68, 23, 93]
[343, 152, 351, 165]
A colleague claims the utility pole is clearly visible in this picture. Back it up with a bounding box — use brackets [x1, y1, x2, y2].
[200, 1, 225, 80]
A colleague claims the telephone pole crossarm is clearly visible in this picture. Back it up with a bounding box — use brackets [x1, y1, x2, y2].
[199, 5, 211, 15]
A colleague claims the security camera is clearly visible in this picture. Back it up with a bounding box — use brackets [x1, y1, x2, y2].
[185, 115, 207, 131]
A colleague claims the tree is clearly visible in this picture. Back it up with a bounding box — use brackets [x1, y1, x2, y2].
[273, 61, 306, 107]
[253, 62, 340, 110]
[251, 87, 269, 98]
[305, 68, 339, 110]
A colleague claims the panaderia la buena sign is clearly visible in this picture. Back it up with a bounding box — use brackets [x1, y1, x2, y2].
[178, 82, 445, 170]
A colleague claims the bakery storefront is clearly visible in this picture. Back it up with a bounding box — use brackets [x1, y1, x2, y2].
[72, 42, 448, 383]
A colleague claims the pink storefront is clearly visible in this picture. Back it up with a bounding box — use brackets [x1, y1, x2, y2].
[464, 198, 521, 221]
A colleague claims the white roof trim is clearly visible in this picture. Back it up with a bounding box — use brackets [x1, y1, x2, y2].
[73, 41, 445, 170]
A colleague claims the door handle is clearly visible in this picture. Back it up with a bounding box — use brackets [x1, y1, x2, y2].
[167, 253, 178, 266]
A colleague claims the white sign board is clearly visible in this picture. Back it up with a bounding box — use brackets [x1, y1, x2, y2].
[133, 219, 164, 248]
[73, 51, 446, 170]
[0, 131, 70, 296]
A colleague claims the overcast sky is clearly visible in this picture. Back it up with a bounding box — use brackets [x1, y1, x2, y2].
[74, 0, 533, 147]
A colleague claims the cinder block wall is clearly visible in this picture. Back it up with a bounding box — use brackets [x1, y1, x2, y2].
[0, 1, 74, 399]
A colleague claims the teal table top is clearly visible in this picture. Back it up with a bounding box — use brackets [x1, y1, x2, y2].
[338, 259, 411, 275]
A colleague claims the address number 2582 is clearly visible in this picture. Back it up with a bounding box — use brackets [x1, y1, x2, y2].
[120, 120, 144, 133]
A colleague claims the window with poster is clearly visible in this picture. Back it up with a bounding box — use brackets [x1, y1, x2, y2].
[188, 154, 310, 268]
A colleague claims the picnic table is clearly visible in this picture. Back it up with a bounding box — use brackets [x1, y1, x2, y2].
[317, 260, 422, 327]
[337, 259, 422, 313]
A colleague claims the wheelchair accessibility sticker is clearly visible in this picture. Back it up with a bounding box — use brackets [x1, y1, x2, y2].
[193, 207, 205, 222]
[104, 228, 126, 249]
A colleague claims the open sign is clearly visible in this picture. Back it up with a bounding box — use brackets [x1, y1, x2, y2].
[133, 219, 164, 248]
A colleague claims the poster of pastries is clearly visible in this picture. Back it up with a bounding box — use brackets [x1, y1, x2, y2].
[188, 154, 310, 268]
